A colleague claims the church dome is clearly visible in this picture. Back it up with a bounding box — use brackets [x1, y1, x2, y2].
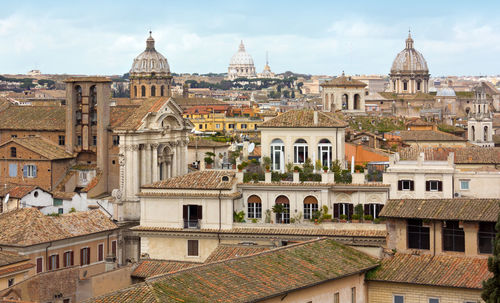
[130, 32, 170, 74]
[229, 41, 255, 66]
[390, 33, 428, 74]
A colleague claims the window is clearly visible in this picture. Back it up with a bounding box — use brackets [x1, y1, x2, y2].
[228, 124, 234, 129]
[318, 139, 332, 169]
[247, 195, 262, 219]
[333, 203, 354, 220]
[394, 295, 404, 303]
[275, 195, 290, 224]
[241, 124, 247, 129]
[429, 298, 439, 303]
[11, 134, 17, 138]
[36, 257, 43, 273]
[417, 81, 421, 91]
[479, 222, 495, 254]
[112, 135, 120, 146]
[293, 139, 308, 164]
[303, 196, 318, 220]
[98, 244, 104, 261]
[24, 165, 37, 178]
[9, 163, 17, 177]
[112, 240, 117, 257]
[398, 180, 414, 191]
[134, 86, 137, 97]
[351, 287, 356, 303]
[334, 292, 339, 303]
[81, 247, 90, 266]
[215, 124, 220, 129]
[141, 85, 146, 97]
[58, 208, 63, 214]
[151, 85, 156, 97]
[63, 251, 74, 267]
[59, 135, 65, 146]
[77, 136, 82, 146]
[53, 198, 63, 206]
[365, 203, 384, 219]
[48, 254, 59, 271]
[407, 219, 430, 250]
[187, 240, 198, 256]
[426, 180, 442, 192]
[442, 220, 465, 252]
[460, 180, 470, 190]
[183, 205, 202, 229]
[10, 147, 16, 158]
[8, 278, 14, 287]
[403, 81, 408, 91]
[92, 136, 97, 146]
[270, 139, 285, 172]
[199, 124, 203, 129]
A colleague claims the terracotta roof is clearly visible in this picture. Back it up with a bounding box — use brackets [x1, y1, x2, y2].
[380, 199, 500, 222]
[407, 118, 434, 126]
[51, 191, 76, 200]
[397, 130, 466, 142]
[0, 208, 118, 246]
[171, 97, 225, 109]
[0, 185, 38, 199]
[141, 170, 235, 190]
[0, 106, 65, 131]
[399, 146, 500, 164]
[187, 138, 229, 148]
[132, 260, 200, 279]
[86, 238, 378, 303]
[131, 226, 387, 238]
[367, 253, 491, 289]
[260, 110, 348, 128]
[204, 244, 270, 263]
[137, 192, 241, 198]
[84, 283, 157, 303]
[320, 75, 367, 87]
[110, 105, 140, 129]
[0, 251, 29, 267]
[64, 77, 111, 83]
[238, 182, 390, 188]
[113, 97, 180, 131]
[2, 136, 74, 160]
[0, 98, 11, 112]
[0, 262, 34, 277]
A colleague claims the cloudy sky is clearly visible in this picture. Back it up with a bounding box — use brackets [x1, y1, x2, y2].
[0, 0, 499, 76]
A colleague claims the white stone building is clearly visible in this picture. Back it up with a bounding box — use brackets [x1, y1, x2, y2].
[227, 41, 256, 80]
[321, 73, 368, 113]
[468, 86, 494, 147]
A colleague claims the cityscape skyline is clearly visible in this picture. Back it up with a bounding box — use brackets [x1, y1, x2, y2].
[1, 0, 500, 76]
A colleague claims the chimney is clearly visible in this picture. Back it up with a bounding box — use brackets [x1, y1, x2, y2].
[313, 111, 318, 125]
[104, 255, 116, 272]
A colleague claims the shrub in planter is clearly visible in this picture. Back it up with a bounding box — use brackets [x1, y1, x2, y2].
[237, 164, 244, 171]
[293, 166, 301, 172]
[373, 218, 381, 224]
[323, 166, 329, 172]
[339, 214, 348, 222]
[352, 214, 360, 222]
[364, 214, 373, 222]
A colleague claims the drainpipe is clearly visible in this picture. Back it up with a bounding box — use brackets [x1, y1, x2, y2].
[218, 189, 222, 244]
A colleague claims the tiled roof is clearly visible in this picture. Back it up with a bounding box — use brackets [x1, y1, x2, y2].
[113, 97, 177, 131]
[141, 170, 235, 190]
[204, 244, 270, 263]
[85, 283, 157, 303]
[380, 199, 500, 222]
[132, 260, 200, 279]
[407, 118, 434, 126]
[320, 75, 367, 87]
[0, 262, 34, 277]
[238, 182, 390, 188]
[0, 251, 29, 267]
[171, 97, 225, 109]
[86, 238, 378, 303]
[110, 105, 140, 129]
[0, 185, 38, 199]
[187, 138, 229, 148]
[64, 77, 111, 83]
[131, 226, 387, 238]
[3, 136, 74, 160]
[0, 208, 118, 246]
[0, 106, 65, 131]
[399, 146, 500, 164]
[51, 191, 76, 200]
[367, 253, 491, 289]
[137, 192, 241, 198]
[397, 130, 466, 142]
[260, 109, 347, 128]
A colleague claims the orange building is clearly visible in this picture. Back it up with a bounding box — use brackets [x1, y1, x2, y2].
[345, 143, 390, 167]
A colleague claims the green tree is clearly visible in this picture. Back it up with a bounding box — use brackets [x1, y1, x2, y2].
[482, 208, 500, 302]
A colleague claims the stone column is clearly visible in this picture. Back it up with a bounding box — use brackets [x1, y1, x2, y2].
[152, 143, 159, 182]
[171, 143, 177, 177]
[130, 144, 140, 198]
[140, 145, 147, 186]
[145, 144, 152, 185]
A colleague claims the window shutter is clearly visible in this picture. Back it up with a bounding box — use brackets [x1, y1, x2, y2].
[425, 181, 430, 191]
[377, 204, 383, 215]
[333, 204, 339, 218]
[364, 204, 370, 215]
[37, 258, 43, 273]
[183, 205, 188, 220]
[112, 241, 117, 256]
[80, 249, 84, 266]
[87, 248, 91, 265]
[398, 180, 402, 191]
[348, 204, 354, 219]
[23, 165, 28, 178]
[410, 180, 414, 191]
[197, 205, 202, 220]
[98, 244, 103, 261]
[438, 181, 443, 192]
[48, 257, 52, 270]
[56, 255, 59, 269]
[33, 166, 37, 178]
[70, 251, 74, 266]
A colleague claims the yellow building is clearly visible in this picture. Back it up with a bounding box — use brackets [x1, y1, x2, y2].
[0, 251, 34, 291]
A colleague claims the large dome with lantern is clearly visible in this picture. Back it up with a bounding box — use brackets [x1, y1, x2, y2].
[227, 41, 256, 80]
[130, 32, 170, 75]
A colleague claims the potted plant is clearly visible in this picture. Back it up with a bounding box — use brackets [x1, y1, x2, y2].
[272, 204, 285, 224]
[363, 214, 373, 223]
[373, 218, 381, 224]
[351, 214, 360, 223]
[354, 204, 363, 222]
[293, 166, 300, 173]
[262, 156, 271, 171]
[204, 152, 215, 169]
[339, 214, 348, 223]
[237, 164, 244, 172]
[323, 166, 329, 173]
[265, 164, 270, 172]
[315, 159, 322, 172]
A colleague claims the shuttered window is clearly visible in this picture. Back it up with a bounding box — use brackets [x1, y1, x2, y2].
[81, 247, 91, 266]
[398, 180, 414, 191]
[98, 244, 104, 261]
[48, 254, 59, 271]
[112, 240, 117, 257]
[187, 240, 198, 256]
[64, 251, 74, 267]
[36, 257, 43, 273]
[425, 180, 443, 192]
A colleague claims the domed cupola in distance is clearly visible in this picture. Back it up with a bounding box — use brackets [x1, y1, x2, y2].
[390, 31, 430, 94]
[129, 31, 172, 99]
[227, 40, 256, 80]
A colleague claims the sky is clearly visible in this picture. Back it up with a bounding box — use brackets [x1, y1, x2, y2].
[0, 0, 499, 77]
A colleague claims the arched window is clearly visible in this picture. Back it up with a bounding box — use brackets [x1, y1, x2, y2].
[247, 195, 262, 219]
[10, 147, 16, 158]
[342, 94, 348, 110]
[416, 80, 421, 91]
[318, 139, 332, 169]
[403, 81, 408, 91]
[293, 139, 308, 164]
[151, 85, 156, 97]
[141, 85, 146, 97]
[134, 86, 138, 97]
[484, 126, 488, 142]
[393, 81, 396, 90]
[303, 196, 318, 220]
[270, 139, 285, 172]
[465, 107, 470, 115]
[161, 85, 165, 97]
[89, 85, 97, 126]
[354, 94, 361, 110]
[471, 125, 475, 141]
[275, 195, 290, 224]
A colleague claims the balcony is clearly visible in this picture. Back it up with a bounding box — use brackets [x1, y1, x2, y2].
[184, 219, 200, 229]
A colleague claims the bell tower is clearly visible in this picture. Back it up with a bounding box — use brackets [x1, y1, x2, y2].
[468, 85, 494, 147]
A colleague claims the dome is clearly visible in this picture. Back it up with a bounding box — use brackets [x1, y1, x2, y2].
[229, 41, 255, 66]
[130, 32, 170, 74]
[390, 33, 428, 74]
[436, 87, 456, 97]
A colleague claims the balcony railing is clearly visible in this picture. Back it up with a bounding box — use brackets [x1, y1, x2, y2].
[184, 219, 200, 229]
